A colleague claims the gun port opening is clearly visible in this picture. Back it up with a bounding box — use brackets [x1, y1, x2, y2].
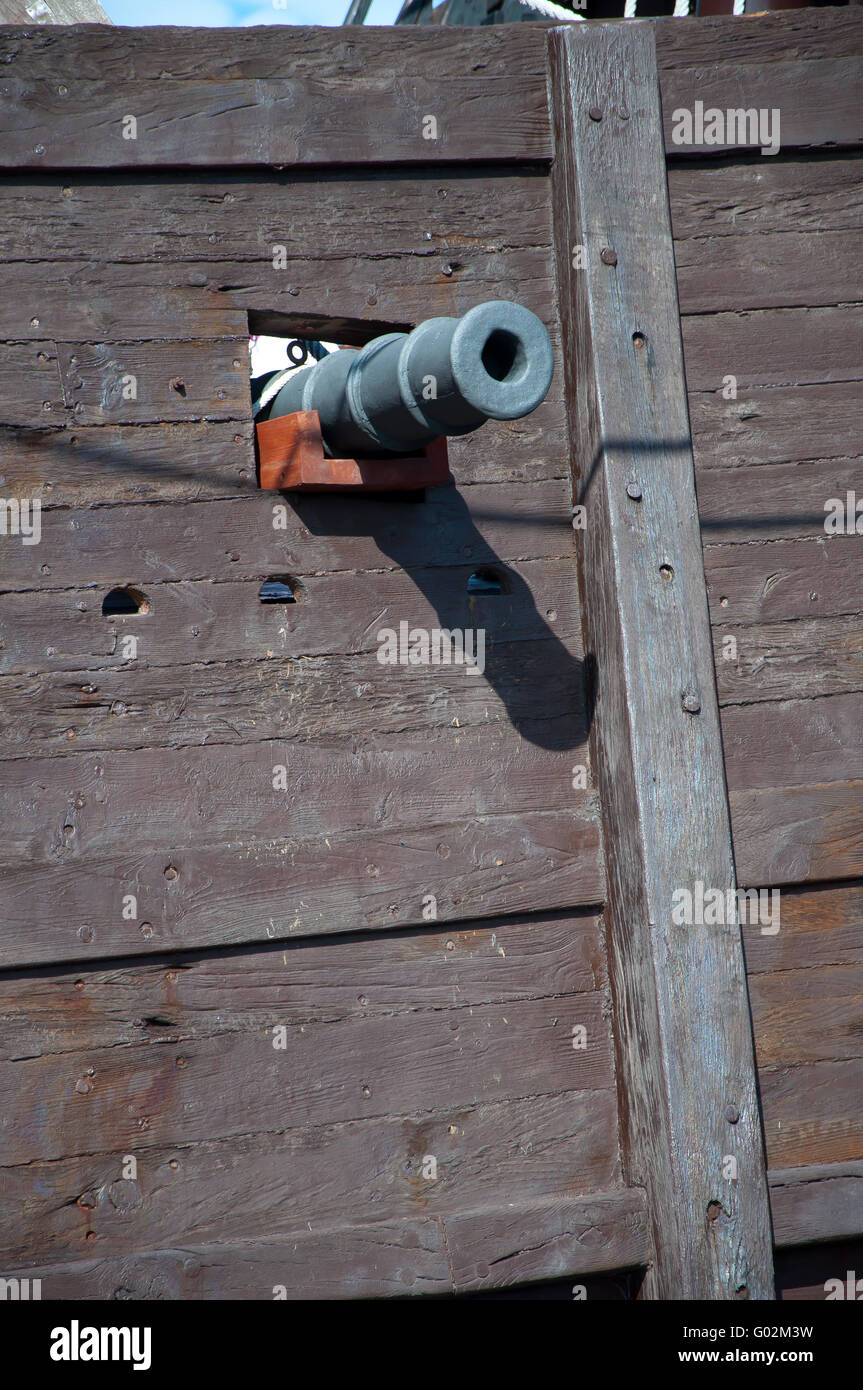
[259, 576, 301, 604]
[102, 586, 150, 616]
[467, 568, 505, 596]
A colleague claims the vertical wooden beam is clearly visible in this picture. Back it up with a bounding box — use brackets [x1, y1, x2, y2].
[548, 20, 775, 1300]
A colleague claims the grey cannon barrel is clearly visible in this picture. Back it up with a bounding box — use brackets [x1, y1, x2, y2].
[258, 300, 554, 457]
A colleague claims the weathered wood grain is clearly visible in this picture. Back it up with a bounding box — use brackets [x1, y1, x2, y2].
[704, 535, 863, 625]
[0, 811, 604, 967]
[697, 459, 863, 544]
[668, 157, 863, 241]
[655, 8, 863, 69]
[1, 995, 612, 1161]
[549, 20, 773, 1301]
[689, 382, 863, 471]
[731, 783, 863, 889]
[722, 693, 863, 793]
[0, 636, 587, 760]
[0, 412, 567, 506]
[0, 479, 575, 590]
[770, 1164, 863, 1248]
[0, 910, 606, 1054]
[742, 881, 863, 975]
[760, 1059, 863, 1169]
[0, 728, 593, 871]
[0, 339, 249, 428]
[0, 25, 553, 168]
[749, 963, 863, 1069]
[3, 1189, 650, 1297]
[0, 1092, 622, 1268]
[681, 305, 863, 392]
[0, 555, 582, 674]
[2, 252, 558, 353]
[714, 615, 863, 706]
[0, 911, 623, 1266]
[0, 170, 553, 266]
[676, 230, 863, 314]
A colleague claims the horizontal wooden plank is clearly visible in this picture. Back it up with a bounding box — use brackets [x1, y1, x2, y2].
[760, 1058, 863, 1169]
[0, 479, 575, 591]
[2, 252, 559, 357]
[681, 306, 863, 392]
[0, 556, 582, 675]
[0, 809, 604, 967]
[690, 382, 863, 471]
[0, 420, 258, 505]
[3, 1189, 650, 1296]
[0, 169, 552, 267]
[704, 535, 863, 625]
[0, 913, 620, 1264]
[676, 229, 863, 314]
[668, 157, 863, 241]
[0, 728, 593, 871]
[0, 636, 586, 761]
[770, 1164, 863, 1248]
[0, 412, 567, 507]
[723, 693, 863, 793]
[743, 881, 863, 975]
[1, 10, 860, 173]
[714, 614, 863, 706]
[750, 963, 863, 1069]
[0, 910, 606, 1055]
[658, 12, 863, 156]
[731, 782, 863, 889]
[0, 26, 553, 169]
[697, 458, 863, 544]
[0, 1091, 621, 1269]
[0, 339, 249, 428]
[655, 8, 863, 69]
[662, 57, 863, 156]
[1, 995, 613, 1162]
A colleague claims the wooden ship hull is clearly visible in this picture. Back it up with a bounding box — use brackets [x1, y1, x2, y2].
[0, 6, 861, 1300]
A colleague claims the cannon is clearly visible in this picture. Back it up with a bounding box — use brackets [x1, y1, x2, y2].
[255, 300, 554, 458]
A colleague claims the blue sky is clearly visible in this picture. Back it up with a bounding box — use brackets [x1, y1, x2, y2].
[104, 0, 403, 25]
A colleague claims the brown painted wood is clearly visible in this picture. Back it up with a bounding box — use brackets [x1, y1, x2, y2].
[1, 10, 860, 171]
[760, 1059, 863, 1169]
[3, 1190, 650, 1297]
[690, 383, 863, 471]
[770, 1164, 863, 1248]
[668, 157, 863, 241]
[742, 881, 863, 975]
[681, 305, 863, 392]
[697, 458, 863, 544]
[704, 535, 863, 626]
[676, 230, 863, 314]
[0, 913, 627, 1270]
[714, 615, 863, 706]
[549, 19, 773, 1301]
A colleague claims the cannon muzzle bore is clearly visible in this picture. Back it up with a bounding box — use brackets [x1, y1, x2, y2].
[258, 300, 554, 458]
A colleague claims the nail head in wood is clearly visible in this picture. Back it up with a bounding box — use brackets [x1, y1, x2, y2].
[600, 247, 618, 266]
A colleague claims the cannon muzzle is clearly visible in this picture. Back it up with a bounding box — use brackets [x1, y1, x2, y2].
[257, 300, 554, 458]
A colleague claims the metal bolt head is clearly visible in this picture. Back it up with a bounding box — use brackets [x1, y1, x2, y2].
[725, 1104, 740, 1124]
[600, 248, 618, 266]
[682, 690, 701, 714]
[588, 106, 603, 122]
[626, 482, 642, 501]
